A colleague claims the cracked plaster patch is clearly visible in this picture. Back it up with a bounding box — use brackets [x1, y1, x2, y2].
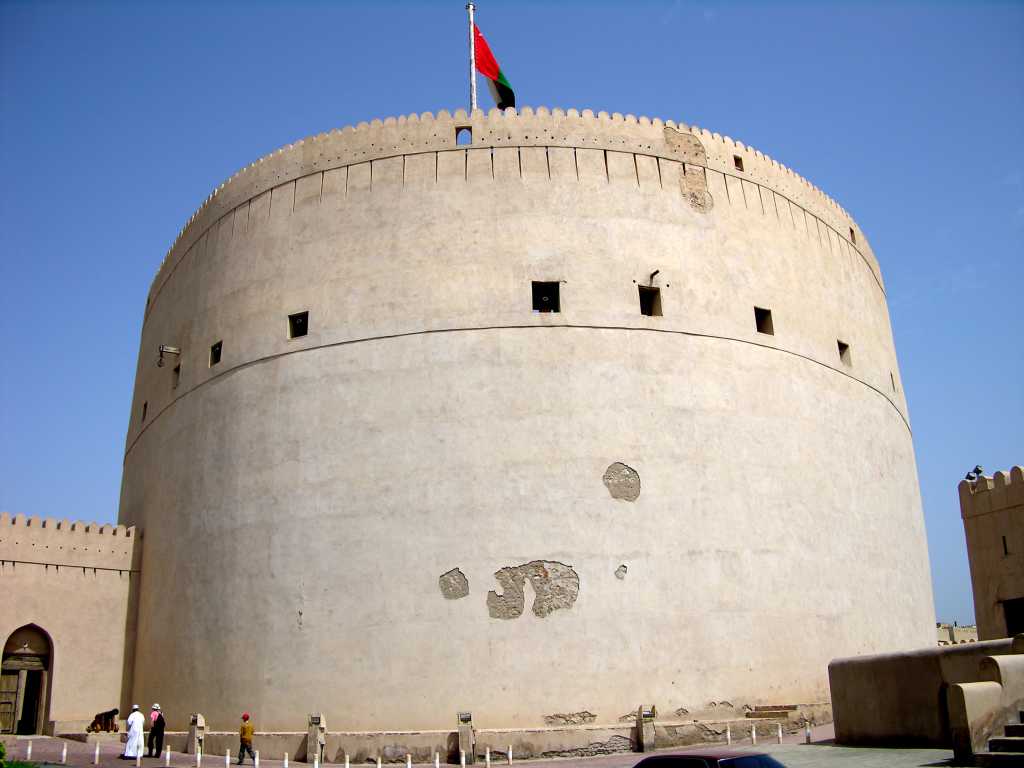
[486, 560, 580, 619]
[603, 462, 641, 501]
[544, 711, 597, 726]
[438, 568, 470, 599]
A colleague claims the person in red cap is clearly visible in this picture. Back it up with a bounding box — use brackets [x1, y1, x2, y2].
[237, 712, 255, 765]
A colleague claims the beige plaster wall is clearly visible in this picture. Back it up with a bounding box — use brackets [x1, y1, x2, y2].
[960, 467, 1024, 640]
[0, 513, 140, 732]
[119, 107, 933, 732]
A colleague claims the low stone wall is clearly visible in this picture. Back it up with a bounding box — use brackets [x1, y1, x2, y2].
[158, 704, 829, 764]
[830, 637, 1018, 746]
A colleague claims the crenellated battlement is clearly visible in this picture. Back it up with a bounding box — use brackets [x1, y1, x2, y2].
[147, 106, 876, 316]
[959, 466, 1024, 519]
[0, 511, 140, 571]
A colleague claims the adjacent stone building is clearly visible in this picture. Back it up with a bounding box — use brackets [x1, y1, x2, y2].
[960, 466, 1024, 640]
[4, 106, 934, 740]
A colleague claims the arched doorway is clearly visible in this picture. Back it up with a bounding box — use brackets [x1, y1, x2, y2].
[1, 625, 52, 735]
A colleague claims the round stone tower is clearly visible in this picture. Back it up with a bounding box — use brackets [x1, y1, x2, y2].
[119, 107, 934, 731]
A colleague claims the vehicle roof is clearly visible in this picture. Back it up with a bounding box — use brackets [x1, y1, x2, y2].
[637, 749, 771, 759]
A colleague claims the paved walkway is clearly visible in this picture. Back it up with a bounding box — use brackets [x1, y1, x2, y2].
[0, 727, 955, 768]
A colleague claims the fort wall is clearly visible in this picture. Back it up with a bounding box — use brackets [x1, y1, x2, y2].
[960, 467, 1024, 639]
[0, 513, 141, 733]
[119, 107, 933, 731]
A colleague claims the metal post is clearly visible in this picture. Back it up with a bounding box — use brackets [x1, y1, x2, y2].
[751, 725, 756, 745]
[725, 725, 731, 745]
[284, 753, 289, 768]
[466, 3, 477, 111]
[314, 755, 319, 768]
[434, 753, 439, 768]
[460, 750, 466, 768]
[167, 747, 172, 767]
[804, 723, 811, 744]
[377, 757, 382, 768]
[226, 748, 230, 768]
[507, 746, 512, 766]
[27, 741, 32, 761]
[407, 755, 412, 768]
[197, 748, 202, 768]
[95, 742, 101, 765]
[256, 750, 260, 768]
[62, 743, 68, 764]
[345, 755, 349, 768]
[776, 724, 782, 744]
[485, 748, 490, 768]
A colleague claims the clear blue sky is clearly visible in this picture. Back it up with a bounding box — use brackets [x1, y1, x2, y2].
[1, 1, 1021, 625]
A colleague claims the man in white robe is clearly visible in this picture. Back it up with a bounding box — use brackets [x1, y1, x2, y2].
[123, 704, 145, 759]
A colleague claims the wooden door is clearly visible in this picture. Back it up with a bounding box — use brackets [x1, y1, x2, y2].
[0, 671, 18, 734]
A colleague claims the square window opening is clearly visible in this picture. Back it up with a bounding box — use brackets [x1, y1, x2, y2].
[837, 339, 851, 366]
[209, 340, 223, 367]
[638, 286, 662, 317]
[532, 281, 560, 313]
[141, 401, 148, 422]
[849, 227, 856, 243]
[172, 364, 181, 390]
[288, 311, 309, 339]
[754, 306, 774, 335]
[733, 155, 744, 172]
[456, 126, 472, 146]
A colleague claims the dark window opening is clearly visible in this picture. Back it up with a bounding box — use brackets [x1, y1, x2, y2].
[733, 155, 744, 172]
[172, 364, 181, 390]
[1004, 597, 1024, 636]
[288, 311, 309, 339]
[837, 340, 851, 366]
[638, 286, 662, 317]
[209, 341, 222, 367]
[1004, 536, 1010, 556]
[456, 127, 472, 146]
[141, 401, 148, 422]
[849, 227, 856, 243]
[890, 371, 896, 392]
[532, 281, 560, 313]
[754, 306, 774, 335]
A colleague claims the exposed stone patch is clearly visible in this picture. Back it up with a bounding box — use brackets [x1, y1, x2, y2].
[438, 567, 469, 599]
[674, 707, 689, 717]
[602, 462, 640, 501]
[543, 711, 597, 726]
[614, 564, 628, 580]
[617, 712, 636, 723]
[540, 735, 631, 758]
[487, 561, 580, 619]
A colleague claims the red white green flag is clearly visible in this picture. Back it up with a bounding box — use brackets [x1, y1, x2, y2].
[473, 25, 515, 110]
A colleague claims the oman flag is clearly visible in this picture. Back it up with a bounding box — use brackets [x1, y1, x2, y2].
[474, 25, 515, 110]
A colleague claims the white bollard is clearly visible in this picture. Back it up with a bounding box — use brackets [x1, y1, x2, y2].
[62, 743, 68, 764]
[226, 749, 231, 768]
[407, 755, 412, 768]
[376, 757, 381, 768]
[460, 750, 466, 768]
[751, 725, 756, 745]
[27, 742, 33, 761]
[344, 755, 350, 768]
[95, 742, 101, 765]
[197, 748, 202, 768]
[804, 723, 811, 744]
[255, 751, 260, 768]
[434, 752, 440, 768]
[314, 755, 319, 768]
[485, 748, 490, 768]
[725, 725, 731, 745]
[777, 724, 782, 744]
[166, 747, 172, 767]
[284, 753, 289, 768]
[507, 746, 512, 766]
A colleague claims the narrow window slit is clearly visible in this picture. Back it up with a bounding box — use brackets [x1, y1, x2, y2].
[288, 311, 309, 339]
[209, 340, 223, 367]
[638, 286, 662, 317]
[754, 306, 774, 335]
[837, 340, 851, 366]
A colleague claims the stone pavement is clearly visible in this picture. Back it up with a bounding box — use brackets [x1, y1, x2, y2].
[0, 727, 955, 768]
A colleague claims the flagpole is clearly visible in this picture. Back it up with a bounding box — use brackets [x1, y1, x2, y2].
[466, 2, 478, 111]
